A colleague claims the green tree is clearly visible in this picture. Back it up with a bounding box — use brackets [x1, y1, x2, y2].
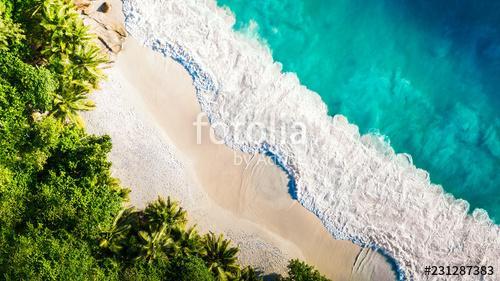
[38, 0, 107, 119]
[168, 255, 215, 281]
[121, 258, 171, 281]
[202, 232, 240, 281]
[3, 225, 107, 280]
[28, 131, 125, 241]
[0, 51, 57, 112]
[136, 228, 174, 263]
[50, 91, 95, 126]
[0, 1, 24, 51]
[239, 266, 263, 281]
[172, 226, 205, 258]
[99, 207, 137, 255]
[12, 0, 107, 125]
[131, 197, 188, 263]
[280, 259, 330, 281]
[0, 54, 57, 233]
[144, 196, 188, 233]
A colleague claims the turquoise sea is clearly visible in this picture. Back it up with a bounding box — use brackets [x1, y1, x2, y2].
[217, 0, 500, 221]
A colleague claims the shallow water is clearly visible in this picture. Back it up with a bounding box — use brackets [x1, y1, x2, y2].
[217, 0, 500, 222]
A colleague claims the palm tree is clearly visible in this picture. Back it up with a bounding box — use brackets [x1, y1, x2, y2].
[99, 207, 136, 255]
[172, 226, 204, 258]
[133, 197, 189, 263]
[36, 0, 108, 126]
[70, 43, 107, 90]
[50, 90, 95, 126]
[239, 266, 263, 281]
[136, 229, 175, 263]
[39, 0, 89, 56]
[38, 0, 106, 84]
[144, 196, 188, 233]
[202, 232, 240, 281]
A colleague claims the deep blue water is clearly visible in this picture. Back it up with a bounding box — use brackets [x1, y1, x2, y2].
[217, 0, 500, 221]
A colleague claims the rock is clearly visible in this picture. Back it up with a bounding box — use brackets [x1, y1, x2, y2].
[99, 2, 111, 13]
[112, 24, 127, 38]
[78, 0, 127, 64]
[74, 0, 91, 12]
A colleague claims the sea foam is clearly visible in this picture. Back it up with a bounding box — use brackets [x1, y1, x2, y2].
[122, 0, 500, 280]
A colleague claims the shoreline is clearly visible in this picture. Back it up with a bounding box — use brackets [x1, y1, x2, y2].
[85, 35, 395, 280]
[121, 0, 500, 280]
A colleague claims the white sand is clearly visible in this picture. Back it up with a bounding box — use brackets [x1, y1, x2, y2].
[83, 36, 394, 280]
[121, 1, 500, 280]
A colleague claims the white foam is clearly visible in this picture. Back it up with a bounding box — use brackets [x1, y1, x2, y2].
[122, 0, 500, 280]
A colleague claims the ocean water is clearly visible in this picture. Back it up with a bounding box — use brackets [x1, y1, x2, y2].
[123, 0, 500, 277]
[217, 0, 500, 221]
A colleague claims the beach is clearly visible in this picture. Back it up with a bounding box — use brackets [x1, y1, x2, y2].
[80, 0, 500, 280]
[84, 33, 395, 280]
[119, 1, 500, 279]
[1, 0, 498, 280]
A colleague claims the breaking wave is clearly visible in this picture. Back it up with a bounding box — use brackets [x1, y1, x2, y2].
[122, 0, 500, 280]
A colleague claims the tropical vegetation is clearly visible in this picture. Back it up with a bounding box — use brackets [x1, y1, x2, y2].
[281, 259, 331, 281]
[0, 0, 332, 280]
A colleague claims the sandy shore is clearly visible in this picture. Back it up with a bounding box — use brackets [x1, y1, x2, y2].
[84, 34, 394, 280]
[81, 1, 394, 279]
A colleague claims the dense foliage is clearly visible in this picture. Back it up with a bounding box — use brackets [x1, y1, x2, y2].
[0, 0, 332, 280]
[279, 259, 330, 281]
[11, 0, 107, 126]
